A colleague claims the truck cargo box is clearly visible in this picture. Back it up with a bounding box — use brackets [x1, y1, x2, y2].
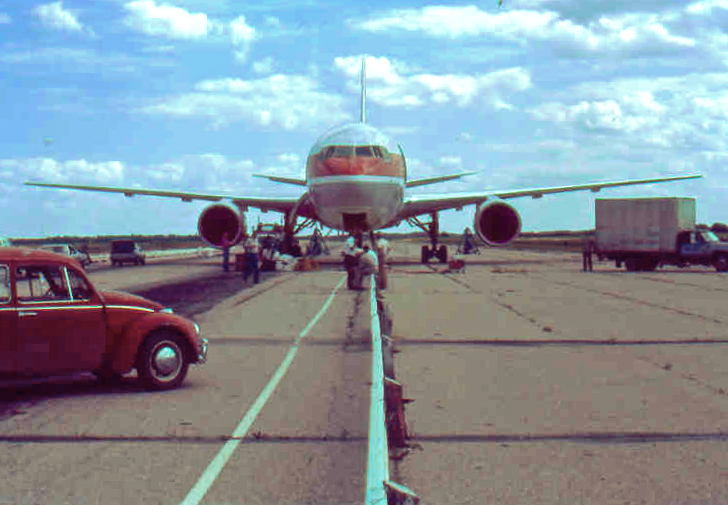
[595, 197, 695, 253]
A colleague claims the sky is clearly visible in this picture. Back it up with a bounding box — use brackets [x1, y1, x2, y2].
[0, 0, 724, 238]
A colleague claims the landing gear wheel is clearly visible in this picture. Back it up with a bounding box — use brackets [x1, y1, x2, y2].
[437, 245, 447, 264]
[136, 330, 189, 390]
[421, 245, 430, 264]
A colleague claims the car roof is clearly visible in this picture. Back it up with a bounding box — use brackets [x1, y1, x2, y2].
[0, 247, 81, 267]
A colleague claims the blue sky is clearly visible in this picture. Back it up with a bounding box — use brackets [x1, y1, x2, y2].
[0, 0, 722, 238]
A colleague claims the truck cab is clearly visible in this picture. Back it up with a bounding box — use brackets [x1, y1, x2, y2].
[676, 230, 728, 271]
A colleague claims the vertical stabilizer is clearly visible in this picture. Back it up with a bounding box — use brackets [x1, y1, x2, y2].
[360, 57, 366, 124]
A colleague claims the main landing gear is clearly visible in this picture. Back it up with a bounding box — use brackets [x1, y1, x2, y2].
[407, 212, 448, 264]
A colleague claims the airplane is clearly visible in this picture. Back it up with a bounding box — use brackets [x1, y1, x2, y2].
[26, 58, 701, 273]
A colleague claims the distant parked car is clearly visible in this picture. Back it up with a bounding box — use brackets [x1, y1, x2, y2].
[39, 243, 91, 268]
[0, 247, 207, 389]
[110, 240, 146, 266]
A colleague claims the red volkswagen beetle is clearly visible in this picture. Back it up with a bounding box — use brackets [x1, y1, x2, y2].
[0, 247, 207, 390]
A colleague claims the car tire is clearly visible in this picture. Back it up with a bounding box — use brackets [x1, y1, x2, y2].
[714, 253, 728, 272]
[136, 330, 189, 390]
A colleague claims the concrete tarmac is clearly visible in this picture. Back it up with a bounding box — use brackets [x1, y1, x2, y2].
[387, 251, 728, 504]
[1, 248, 728, 504]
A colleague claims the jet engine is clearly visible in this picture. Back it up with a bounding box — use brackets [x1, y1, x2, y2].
[474, 200, 521, 246]
[197, 204, 245, 247]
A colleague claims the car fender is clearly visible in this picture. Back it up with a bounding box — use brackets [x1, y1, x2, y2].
[109, 312, 199, 373]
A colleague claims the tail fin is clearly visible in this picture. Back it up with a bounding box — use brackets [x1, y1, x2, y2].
[360, 57, 366, 124]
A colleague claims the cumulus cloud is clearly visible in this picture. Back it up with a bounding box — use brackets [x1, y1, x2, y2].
[253, 56, 274, 74]
[4, 158, 124, 183]
[352, 6, 695, 57]
[334, 55, 531, 109]
[143, 74, 351, 130]
[531, 89, 671, 141]
[229, 15, 255, 62]
[32, 2, 85, 33]
[123, 0, 216, 39]
[0, 13, 10, 24]
[527, 72, 728, 168]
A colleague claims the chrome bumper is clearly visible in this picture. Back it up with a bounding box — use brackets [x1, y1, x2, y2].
[197, 338, 208, 364]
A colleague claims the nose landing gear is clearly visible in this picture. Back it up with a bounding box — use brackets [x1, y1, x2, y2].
[408, 212, 448, 264]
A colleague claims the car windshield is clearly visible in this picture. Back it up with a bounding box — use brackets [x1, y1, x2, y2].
[42, 245, 68, 254]
[701, 231, 720, 243]
[111, 242, 135, 253]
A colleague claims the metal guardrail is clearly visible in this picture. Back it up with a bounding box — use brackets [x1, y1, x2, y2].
[365, 276, 390, 504]
[365, 275, 419, 505]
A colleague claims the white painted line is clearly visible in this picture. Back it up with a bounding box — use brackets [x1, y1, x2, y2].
[180, 275, 346, 505]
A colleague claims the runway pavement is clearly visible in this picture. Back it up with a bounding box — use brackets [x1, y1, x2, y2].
[1, 247, 728, 504]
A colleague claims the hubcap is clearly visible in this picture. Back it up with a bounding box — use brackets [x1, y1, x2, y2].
[152, 343, 181, 379]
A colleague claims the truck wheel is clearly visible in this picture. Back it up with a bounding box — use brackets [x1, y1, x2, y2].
[646, 258, 659, 271]
[624, 258, 638, 272]
[136, 330, 190, 390]
[714, 254, 728, 272]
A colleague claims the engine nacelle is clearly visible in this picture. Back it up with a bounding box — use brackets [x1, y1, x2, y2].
[197, 204, 245, 248]
[474, 200, 521, 246]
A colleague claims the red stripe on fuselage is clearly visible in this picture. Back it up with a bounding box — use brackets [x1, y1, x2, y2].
[306, 153, 405, 178]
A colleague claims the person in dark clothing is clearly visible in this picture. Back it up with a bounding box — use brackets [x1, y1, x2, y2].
[342, 236, 362, 289]
[582, 239, 594, 272]
[221, 232, 231, 272]
[243, 236, 259, 284]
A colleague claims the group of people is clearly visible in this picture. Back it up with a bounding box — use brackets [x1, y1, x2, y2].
[342, 236, 387, 290]
[220, 230, 388, 289]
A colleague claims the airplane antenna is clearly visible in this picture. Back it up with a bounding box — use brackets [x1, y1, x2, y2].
[360, 56, 366, 124]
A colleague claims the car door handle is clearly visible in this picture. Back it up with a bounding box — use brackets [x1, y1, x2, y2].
[19, 311, 38, 317]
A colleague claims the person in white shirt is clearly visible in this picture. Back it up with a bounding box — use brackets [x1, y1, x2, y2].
[355, 244, 379, 289]
[243, 236, 260, 284]
[376, 235, 389, 257]
[342, 236, 362, 289]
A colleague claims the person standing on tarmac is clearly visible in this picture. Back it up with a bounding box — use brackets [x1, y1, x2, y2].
[221, 232, 231, 272]
[342, 237, 362, 289]
[243, 236, 260, 284]
[582, 238, 594, 272]
[355, 244, 379, 289]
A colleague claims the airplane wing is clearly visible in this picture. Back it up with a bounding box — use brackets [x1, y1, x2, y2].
[406, 171, 476, 188]
[253, 174, 307, 187]
[397, 173, 702, 220]
[24, 181, 301, 214]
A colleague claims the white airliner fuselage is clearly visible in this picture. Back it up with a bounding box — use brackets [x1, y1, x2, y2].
[306, 122, 405, 232]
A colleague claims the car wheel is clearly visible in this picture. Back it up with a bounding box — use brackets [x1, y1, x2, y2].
[421, 245, 430, 264]
[714, 253, 728, 272]
[136, 330, 189, 390]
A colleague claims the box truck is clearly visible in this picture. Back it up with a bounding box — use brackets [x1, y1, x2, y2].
[594, 197, 728, 272]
